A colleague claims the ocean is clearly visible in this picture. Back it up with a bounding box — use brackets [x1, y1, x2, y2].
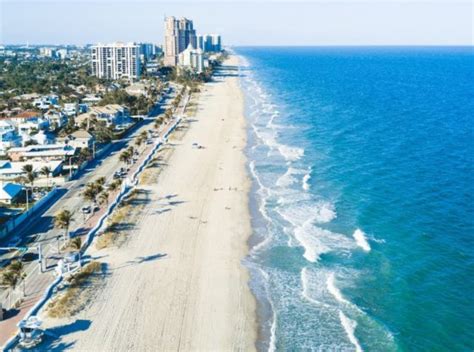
[237, 47, 474, 351]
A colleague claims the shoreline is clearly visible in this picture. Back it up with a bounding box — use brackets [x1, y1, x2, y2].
[38, 55, 258, 351]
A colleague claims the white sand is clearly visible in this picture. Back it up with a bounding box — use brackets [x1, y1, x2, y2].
[41, 56, 258, 351]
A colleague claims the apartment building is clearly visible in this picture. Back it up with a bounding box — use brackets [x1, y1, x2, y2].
[91, 42, 141, 80]
[164, 17, 197, 66]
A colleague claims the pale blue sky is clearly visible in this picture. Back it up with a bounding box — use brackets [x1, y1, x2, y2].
[1, 0, 472, 45]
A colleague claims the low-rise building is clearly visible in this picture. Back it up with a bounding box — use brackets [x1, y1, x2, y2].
[82, 94, 102, 104]
[125, 83, 149, 97]
[0, 160, 64, 180]
[0, 182, 23, 204]
[33, 95, 59, 110]
[63, 103, 77, 116]
[7, 144, 76, 162]
[5, 111, 42, 126]
[32, 130, 56, 145]
[0, 120, 22, 151]
[59, 130, 94, 150]
[18, 117, 49, 135]
[76, 104, 132, 130]
[44, 110, 67, 128]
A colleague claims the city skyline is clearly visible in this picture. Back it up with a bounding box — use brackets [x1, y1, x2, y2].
[1, 1, 472, 46]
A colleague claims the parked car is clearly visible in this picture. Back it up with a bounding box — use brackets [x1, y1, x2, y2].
[20, 252, 38, 263]
[82, 205, 92, 214]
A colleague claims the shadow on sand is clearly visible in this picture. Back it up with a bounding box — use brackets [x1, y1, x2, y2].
[37, 319, 92, 351]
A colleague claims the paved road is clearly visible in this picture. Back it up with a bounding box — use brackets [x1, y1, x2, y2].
[0, 88, 177, 307]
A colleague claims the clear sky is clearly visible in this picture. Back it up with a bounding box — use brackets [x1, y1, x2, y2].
[1, 0, 472, 46]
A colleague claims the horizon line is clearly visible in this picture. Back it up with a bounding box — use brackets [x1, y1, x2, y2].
[2, 43, 473, 47]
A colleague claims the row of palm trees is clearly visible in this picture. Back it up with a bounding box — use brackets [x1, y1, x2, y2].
[119, 146, 136, 165]
[52, 176, 123, 250]
[82, 176, 111, 207]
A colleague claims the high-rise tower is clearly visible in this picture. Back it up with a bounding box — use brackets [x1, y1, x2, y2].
[164, 16, 197, 66]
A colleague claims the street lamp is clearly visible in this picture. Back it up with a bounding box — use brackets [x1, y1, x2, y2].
[25, 186, 30, 211]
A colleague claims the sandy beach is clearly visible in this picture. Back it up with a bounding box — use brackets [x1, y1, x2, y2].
[40, 55, 257, 351]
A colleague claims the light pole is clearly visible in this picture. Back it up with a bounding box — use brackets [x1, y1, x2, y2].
[25, 187, 29, 211]
[37, 244, 43, 273]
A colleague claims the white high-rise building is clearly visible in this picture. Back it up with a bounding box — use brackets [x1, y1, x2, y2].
[91, 42, 141, 80]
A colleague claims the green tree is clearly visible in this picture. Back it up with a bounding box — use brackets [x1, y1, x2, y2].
[54, 209, 73, 241]
[98, 191, 109, 206]
[21, 164, 33, 174]
[40, 166, 52, 186]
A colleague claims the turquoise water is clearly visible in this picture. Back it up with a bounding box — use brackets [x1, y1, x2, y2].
[238, 47, 474, 351]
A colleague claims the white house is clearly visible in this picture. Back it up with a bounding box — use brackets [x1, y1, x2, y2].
[59, 130, 94, 150]
[82, 94, 102, 104]
[63, 103, 77, 116]
[44, 110, 67, 128]
[0, 120, 22, 151]
[33, 95, 59, 110]
[33, 130, 56, 145]
[18, 117, 49, 135]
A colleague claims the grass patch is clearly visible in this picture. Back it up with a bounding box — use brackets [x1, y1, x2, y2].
[46, 261, 102, 318]
[95, 231, 115, 250]
[94, 190, 145, 250]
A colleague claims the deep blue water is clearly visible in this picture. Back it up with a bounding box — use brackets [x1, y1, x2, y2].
[237, 47, 474, 351]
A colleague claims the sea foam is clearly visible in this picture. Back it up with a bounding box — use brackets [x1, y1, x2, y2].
[278, 144, 304, 162]
[302, 169, 311, 191]
[353, 229, 371, 252]
[339, 311, 363, 352]
[326, 272, 350, 305]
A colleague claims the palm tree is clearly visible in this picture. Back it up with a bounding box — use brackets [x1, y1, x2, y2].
[119, 150, 130, 165]
[2, 271, 19, 307]
[154, 117, 162, 129]
[108, 181, 119, 192]
[26, 171, 36, 187]
[83, 183, 102, 205]
[54, 209, 73, 242]
[95, 176, 106, 187]
[21, 164, 33, 174]
[83, 187, 97, 204]
[9, 261, 25, 296]
[40, 166, 51, 187]
[69, 237, 82, 251]
[98, 191, 109, 207]
[135, 136, 143, 149]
